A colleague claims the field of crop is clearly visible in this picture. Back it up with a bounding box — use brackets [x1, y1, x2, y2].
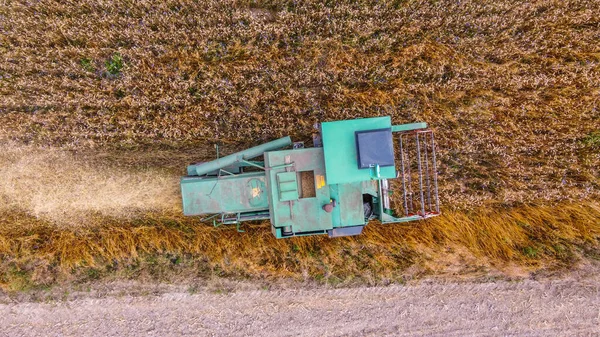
[0, 0, 599, 291]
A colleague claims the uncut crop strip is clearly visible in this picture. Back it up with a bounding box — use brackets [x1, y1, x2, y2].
[1, 202, 599, 289]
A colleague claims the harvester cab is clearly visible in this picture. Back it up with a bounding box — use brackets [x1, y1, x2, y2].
[181, 116, 440, 238]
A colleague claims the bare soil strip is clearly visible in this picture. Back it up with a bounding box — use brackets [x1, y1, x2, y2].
[1, 271, 600, 337]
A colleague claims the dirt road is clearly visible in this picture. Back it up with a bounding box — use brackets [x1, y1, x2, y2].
[1, 275, 599, 337]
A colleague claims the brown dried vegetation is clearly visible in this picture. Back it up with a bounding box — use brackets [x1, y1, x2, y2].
[0, 0, 599, 289]
[1, 202, 599, 291]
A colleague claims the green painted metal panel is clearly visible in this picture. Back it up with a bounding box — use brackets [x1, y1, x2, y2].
[328, 184, 341, 227]
[264, 148, 333, 234]
[321, 116, 396, 185]
[337, 182, 365, 227]
[361, 180, 379, 196]
[391, 122, 427, 133]
[277, 171, 299, 201]
[381, 214, 424, 223]
[181, 172, 269, 215]
[329, 183, 365, 228]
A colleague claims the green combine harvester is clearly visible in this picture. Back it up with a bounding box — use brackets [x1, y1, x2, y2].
[181, 116, 440, 238]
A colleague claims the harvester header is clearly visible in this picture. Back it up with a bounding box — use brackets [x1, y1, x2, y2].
[181, 116, 440, 238]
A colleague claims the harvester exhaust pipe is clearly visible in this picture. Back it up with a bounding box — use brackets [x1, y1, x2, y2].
[188, 136, 292, 176]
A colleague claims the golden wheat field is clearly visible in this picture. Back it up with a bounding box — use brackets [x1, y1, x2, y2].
[0, 0, 599, 290]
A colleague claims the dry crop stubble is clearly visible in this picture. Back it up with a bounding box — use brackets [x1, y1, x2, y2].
[1, 0, 598, 207]
[0, 143, 180, 227]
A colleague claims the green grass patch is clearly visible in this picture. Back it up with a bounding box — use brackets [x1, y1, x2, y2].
[105, 53, 124, 76]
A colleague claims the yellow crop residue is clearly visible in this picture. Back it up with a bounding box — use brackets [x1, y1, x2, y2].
[251, 187, 262, 198]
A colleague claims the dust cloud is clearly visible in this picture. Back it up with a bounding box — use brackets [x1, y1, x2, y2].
[0, 143, 181, 226]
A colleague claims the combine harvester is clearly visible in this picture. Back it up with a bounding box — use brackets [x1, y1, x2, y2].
[181, 116, 440, 238]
